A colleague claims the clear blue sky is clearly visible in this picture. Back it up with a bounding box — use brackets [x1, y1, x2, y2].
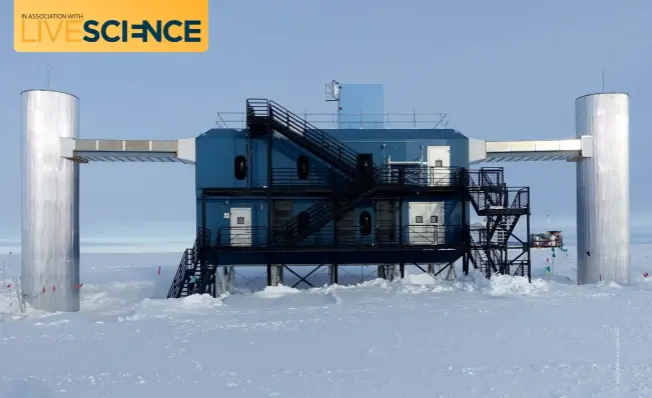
[1, 0, 650, 248]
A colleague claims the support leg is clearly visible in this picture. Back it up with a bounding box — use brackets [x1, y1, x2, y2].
[329, 264, 339, 285]
[269, 265, 284, 286]
[445, 263, 457, 280]
[383, 265, 400, 281]
[221, 266, 236, 293]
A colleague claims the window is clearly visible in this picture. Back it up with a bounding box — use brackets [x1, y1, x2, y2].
[297, 155, 309, 179]
[273, 200, 292, 225]
[431, 216, 438, 223]
[360, 211, 372, 236]
[237, 217, 245, 225]
[415, 216, 423, 223]
[234, 155, 247, 180]
[435, 160, 443, 167]
[356, 154, 373, 174]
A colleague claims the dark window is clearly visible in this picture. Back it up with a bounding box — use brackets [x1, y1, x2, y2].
[415, 216, 423, 224]
[435, 160, 443, 167]
[298, 211, 310, 233]
[297, 155, 309, 179]
[431, 216, 438, 223]
[360, 211, 372, 236]
[234, 155, 247, 180]
[237, 217, 245, 225]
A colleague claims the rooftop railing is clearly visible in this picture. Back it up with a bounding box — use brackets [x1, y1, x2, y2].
[216, 111, 450, 130]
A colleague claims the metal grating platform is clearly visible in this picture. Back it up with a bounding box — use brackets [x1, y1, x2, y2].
[60, 137, 196, 164]
[472, 136, 593, 163]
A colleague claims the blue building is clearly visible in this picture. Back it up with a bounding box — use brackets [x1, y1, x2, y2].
[168, 83, 531, 298]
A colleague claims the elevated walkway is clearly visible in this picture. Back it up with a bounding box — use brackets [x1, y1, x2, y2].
[60, 137, 196, 164]
[470, 136, 593, 163]
[60, 135, 592, 166]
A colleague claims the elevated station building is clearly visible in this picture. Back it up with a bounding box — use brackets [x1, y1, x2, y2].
[20, 82, 629, 311]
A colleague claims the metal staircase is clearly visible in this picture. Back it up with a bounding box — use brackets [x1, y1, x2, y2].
[167, 247, 198, 298]
[465, 168, 531, 278]
[246, 98, 380, 246]
[167, 230, 210, 298]
[273, 187, 379, 246]
[246, 98, 378, 180]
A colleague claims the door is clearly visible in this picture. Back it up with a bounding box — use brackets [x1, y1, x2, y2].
[408, 202, 443, 245]
[426, 203, 443, 244]
[375, 200, 396, 244]
[230, 208, 252, 246]
[427, 146, 451, 186]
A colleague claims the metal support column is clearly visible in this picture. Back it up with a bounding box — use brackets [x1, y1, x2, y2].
[266, 121, 273, 246]
[199, 190, 207, 294]
[222, 266, 236, 293]
[329, 264, 339, 284]
[526, 207, 532, 282]
[461, 182, 470, 276]
[270, 265, 284, 286]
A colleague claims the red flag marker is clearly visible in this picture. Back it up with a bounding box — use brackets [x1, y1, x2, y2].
[157, 266, 161, 276]
[52, 285, 56, 292]
[42, 287, 46, 293]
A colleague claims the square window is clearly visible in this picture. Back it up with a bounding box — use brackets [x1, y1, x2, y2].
[415, 216, 423, 223]
[431, 216, 438, 223]
[435, 160, 443, 167]
[237, 217, 245, 225]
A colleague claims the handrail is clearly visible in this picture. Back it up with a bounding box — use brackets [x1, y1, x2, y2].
[270, 166, 464, 188]
[246, 98, 380, 180]
[167, 248, 192, 298]
[167, 228, 211, 298]
[216, 111, 450, 130]
[510, 187, 530, 210]
[268, 100, 359, 170]
[214, 224, 466, 248]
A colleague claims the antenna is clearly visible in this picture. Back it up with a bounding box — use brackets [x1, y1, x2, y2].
[324, 80, 341, 102]
[47, 64, 52, 89]
[601, 67, 605, 92]
[547, 214, 550, 231]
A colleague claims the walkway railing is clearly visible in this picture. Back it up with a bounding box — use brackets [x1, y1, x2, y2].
[213, 225, 465, 249]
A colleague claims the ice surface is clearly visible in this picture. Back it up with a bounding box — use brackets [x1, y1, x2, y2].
[1, 245, 652, 397]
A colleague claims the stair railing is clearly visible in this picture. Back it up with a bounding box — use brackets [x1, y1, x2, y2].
[167, 248, 193, 298]
[267, 100, 360, 170]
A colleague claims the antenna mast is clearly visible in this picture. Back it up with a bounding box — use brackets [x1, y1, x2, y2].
[601, 67, 605, 92]
[47, 64, 52, 89]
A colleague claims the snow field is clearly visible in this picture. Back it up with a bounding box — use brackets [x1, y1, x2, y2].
[1, 245, 652, 397]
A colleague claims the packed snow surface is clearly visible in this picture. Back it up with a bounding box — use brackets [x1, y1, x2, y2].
[1, 246, 652, 397]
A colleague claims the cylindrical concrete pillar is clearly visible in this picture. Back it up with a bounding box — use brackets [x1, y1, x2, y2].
[21, 89, 80, 311]
[576, 93, 629, 285]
